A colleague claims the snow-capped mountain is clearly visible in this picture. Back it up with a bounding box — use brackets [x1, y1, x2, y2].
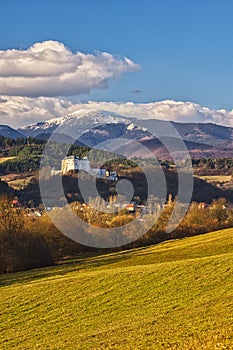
[19, 110, 136, 138]
[19, 109, 233, 148]
[0, 125, 24, 139]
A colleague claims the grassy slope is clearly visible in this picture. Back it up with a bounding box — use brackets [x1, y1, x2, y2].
[1, 229, 233, 350]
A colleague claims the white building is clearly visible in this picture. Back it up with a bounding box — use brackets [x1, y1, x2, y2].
[92, 168, 107, 178]
[61, 156, 91, 174]
[61, 156, 118, 180]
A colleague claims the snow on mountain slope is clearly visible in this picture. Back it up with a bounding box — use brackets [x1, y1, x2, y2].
[19, 110, 135, 137]
[18, 108, 233, 147]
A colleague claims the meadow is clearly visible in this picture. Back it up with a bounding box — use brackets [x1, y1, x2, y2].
[1, 228, 233, 349]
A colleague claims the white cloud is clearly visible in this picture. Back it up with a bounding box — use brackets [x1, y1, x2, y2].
[1, 97, 233, 129]
[2, 40, 233, 129]
[0, 96, 79, 128]
[0, 41, 139, 97]
[1, 41, 233, 129]
[84, 100, 233, 127]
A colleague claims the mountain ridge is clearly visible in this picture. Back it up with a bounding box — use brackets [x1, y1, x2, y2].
[0, 125, 24, 139]
[1, 109, 233, 159]
[18, 109, 233, 147]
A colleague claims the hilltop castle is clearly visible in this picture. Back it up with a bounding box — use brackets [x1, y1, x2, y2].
[60, 155, 118, 180]
[61, 156, 91, 174]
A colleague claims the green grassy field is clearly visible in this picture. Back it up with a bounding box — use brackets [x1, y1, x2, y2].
[1, 229, 233, 349]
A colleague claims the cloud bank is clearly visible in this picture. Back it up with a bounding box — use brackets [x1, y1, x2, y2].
[1, 97, 233, 129]
[0, 40, 233, 129]
[0, 41, 139, 97]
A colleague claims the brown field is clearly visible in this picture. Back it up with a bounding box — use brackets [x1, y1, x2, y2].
[6, 176, 35, 189]
[0, 156, 17, 163]
[0, 172, 36, 189]
[197, 175, 232, 183]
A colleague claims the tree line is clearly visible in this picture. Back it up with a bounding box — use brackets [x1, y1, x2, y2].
[0, 194, 232, 274]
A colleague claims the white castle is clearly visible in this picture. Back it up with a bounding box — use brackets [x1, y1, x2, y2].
[60, 155, 118, 180]
[61, 156, 91, 174]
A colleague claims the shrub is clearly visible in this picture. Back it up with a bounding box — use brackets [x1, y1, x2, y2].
[0, 196, 53, 273]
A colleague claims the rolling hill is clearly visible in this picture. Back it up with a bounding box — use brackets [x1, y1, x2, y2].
[16, 168, 233, 207]
[1, 228, 233, 349]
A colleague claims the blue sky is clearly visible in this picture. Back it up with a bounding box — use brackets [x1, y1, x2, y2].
[1, 0, 233, 127]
